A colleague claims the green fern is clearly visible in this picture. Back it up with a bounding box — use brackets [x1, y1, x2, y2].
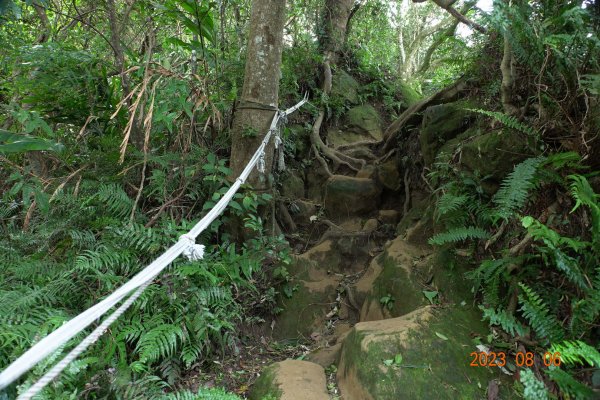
[158, 388, 241, 400]
[545, 367, 594, 400]
[467, 108, 538, 136]
[428, 226, 490, 246]
[95, 183, 134, 219]
[550, 341, 600, 367]
[518, 283, 564, 344]
[435, 193, 469, 222]
[135, 323, 186, 365]
[493, 157, 544, 220]
[481, 306, 529, 337]
[568, 174, 600, 240]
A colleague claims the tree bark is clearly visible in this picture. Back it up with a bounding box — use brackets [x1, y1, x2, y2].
[319, 0, 355, 63]
[229, 0, 287, 189]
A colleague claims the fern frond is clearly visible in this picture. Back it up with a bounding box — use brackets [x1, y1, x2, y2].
[428, 226, 490, 246]
[135, 324, 185, 365]
[467, 108, 538, 136]
[545, 367, 594, 399]
[568, 174, 600, 239]
[518, 283, 564, 344]
[481, 306, 529, 337]
[493, 157, 544, 220]
[95, 183, 134, 219]
[550, 340, 600, 367]
[435, 193, 469, 222]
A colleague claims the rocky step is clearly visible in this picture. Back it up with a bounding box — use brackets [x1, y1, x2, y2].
[249, 359, 329, 400]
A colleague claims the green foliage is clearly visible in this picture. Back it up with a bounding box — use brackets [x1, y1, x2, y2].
[520, 369, 549, 400]
[0, 129, 63, 154]
[467, 109, 538, 136]
[158, 388, 241, 400]
[492, 157, 544, 221]
[481, 306, 528, 337]
[518, 283, 564, 344]
[428, 226, 490, 246]
[550, 341, 600, 368]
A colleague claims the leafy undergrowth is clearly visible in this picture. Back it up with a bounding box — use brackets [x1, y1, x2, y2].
[429, 151, 600, 398]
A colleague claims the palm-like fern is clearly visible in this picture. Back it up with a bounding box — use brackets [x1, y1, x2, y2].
[467, 108, 538, 136]
[428, 226, 490, 246]
[518, 283, 564, 344]
[492, 157, 544, 221]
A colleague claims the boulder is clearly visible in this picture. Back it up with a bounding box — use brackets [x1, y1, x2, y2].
[272, 250, 342, 339]
[377, 160, 402, 191]
[419, 102, 473, 166]
[356, 164, 377, 180]
[344, 105, 383, 141]
[280, 171, 305, 199]
[354, 237, 428, 322]
[324, 175, 382, 218]
[460, 129, 535, 183]
[331, 70, 360, 105]
[377, 210, 399, 225]
[288, 199, 318, 226]
[337, 306, 511, 400]
[250, 359, 329, 400]
[362, 218, 379, 233]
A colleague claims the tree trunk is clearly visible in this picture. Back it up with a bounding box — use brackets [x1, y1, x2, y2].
[229, 0, 287, 189]
[319, 0, 355, 63]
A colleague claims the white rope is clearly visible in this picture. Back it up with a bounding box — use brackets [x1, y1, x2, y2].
[0, 94, 308, 397]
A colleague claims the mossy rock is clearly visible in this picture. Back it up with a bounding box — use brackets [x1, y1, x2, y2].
[280, 170, 305, 199]
[396, 81, 421, 108]
[324, 175, 382, 218]
[249, 364, 282, 400]
[273, 250, 342, 339]
[250, 360, 329, 400]
[331, 70, 360, 105]
[420, 102, 474, 166]
[337, 306, 514, 400]
[344, 105, 383, 141]
[460, 129, 536, 183]
[355, 238, 428, 322]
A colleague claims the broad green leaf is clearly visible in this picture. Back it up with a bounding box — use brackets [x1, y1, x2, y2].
[0, 130, 63, 154]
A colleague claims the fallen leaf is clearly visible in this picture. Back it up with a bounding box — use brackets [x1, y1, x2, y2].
[435, 332, 448, 341]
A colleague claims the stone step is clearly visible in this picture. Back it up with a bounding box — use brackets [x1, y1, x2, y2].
[249, 359, 329, 400]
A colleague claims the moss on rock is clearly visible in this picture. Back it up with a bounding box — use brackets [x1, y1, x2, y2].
[337, 306, 513, 400]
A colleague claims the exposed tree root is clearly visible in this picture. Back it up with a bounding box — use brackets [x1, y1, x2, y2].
[277, 201, 298, 233]
[311, 110, 365, 173]
[381, 78, 469, 153]
[309, 57, 366, 173]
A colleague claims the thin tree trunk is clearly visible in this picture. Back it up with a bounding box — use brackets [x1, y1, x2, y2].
[229, 0, 287, 189]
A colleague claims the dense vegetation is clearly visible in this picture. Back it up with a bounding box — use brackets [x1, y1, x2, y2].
[1, 0, 599, 399]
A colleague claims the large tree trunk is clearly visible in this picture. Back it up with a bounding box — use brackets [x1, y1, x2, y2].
[319, 0, 355, 64]
[229, 0, 286, 189]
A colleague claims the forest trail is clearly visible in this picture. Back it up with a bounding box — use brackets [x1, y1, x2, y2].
[248, 79, 511, 400]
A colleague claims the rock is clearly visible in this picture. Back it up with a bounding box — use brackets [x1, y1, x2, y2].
[356, 165, 377, 180]
[250, 359, 329, 400]
[288, 199, 318, 226]
[331, 70, 360, 105]
[354, 237, 427, 322]
[324, 175, 382, 218]
[337, 306, 511, 400]
[344, 105, 383, 141]
[377, 210, 399, 225]
[377, 160, 402, 191]
[396, 81, 421, 108]
[280, 171, 305, 199]
[460, 129, 535, 183]
[306, 163, 330, 202]
[272, 244, 343, 339]
[362, 218, 378, 233]
[419, 102, 473, 166]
